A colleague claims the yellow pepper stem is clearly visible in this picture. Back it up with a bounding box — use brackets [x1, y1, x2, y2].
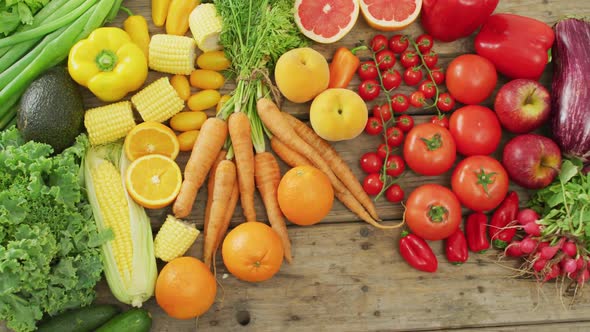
[96, 50, 118, 72]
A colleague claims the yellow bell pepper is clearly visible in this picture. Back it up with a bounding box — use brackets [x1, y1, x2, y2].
[68, 27, 148, 102]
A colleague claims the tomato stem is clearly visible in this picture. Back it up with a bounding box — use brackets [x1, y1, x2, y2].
[474, 167, 497, 196]
[420, 133, 443, 151]
[428, 205, 448, 223]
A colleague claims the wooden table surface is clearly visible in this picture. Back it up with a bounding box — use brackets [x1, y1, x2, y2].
[90, 1, 590, 331]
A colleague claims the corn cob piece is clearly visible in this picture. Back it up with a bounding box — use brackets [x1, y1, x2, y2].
[131, 77, 184, 123]
[148, 34, 196, 75]
[189, 3, 222, 53]
[85, 101, 135, 146]
[154, 215, 200, 262]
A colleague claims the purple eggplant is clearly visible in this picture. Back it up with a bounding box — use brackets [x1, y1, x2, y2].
[551, 18, 590, 161]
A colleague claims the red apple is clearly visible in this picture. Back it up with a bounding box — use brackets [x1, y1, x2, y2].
[494, 79, 551, 133]
[502, 134, 561, 189]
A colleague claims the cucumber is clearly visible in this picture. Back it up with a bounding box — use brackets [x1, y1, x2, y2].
[37, 304, 121, 332]
[96, 308, 152, 332]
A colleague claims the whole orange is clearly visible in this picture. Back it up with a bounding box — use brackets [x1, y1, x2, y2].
[155, 256, 216, 319]
[222, 221, 284, 282]
[277, 165, 334, 226]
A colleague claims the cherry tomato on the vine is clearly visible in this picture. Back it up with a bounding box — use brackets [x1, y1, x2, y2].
[423, 51, 439, 69]
[365, 117, 383, 135]
[400, 50, 419, 68]
[410, 91, 426, 108]
[416, 34, 434, 53]
[376, 49, 396, 71]
[373, 103, 393, 123]
[429, 67, 445, 85]
[385, 155, 405, 177]
[430, 115, 449, 128]
[357, 61, 378, 81]
[370, 34, 388, 53]
[391, 94, 410, 113]
[385, 184, 405, 203]
[437, 92, 455, 112]
[389, 34, 409, 54]
[382, 69, 401, 91]
[363, 173, 384, 196]
[418, 80, 437, 99]
[360, 152, 383, 174]
[377, 143, 391, 160]
[386, 127, 404, 147]
[403, 67, 423, 86]
[396, 114, 414, 133]
[359, 80, 381, 101]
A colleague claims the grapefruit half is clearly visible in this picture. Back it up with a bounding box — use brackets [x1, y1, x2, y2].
[294, 0, 360, 44]
[360, 0, 422, 31]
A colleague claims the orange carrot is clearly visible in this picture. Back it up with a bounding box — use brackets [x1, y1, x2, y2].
[203, 150, 226, 241]
[228, 112, 256, 222]
[215, 178, 240, 250]
[282, 112, 380, 221]
[173, 117, 228, 218]
[254, 151, 293, 263]
[203, 159, 237, 268]
[270, 136, 311, 168]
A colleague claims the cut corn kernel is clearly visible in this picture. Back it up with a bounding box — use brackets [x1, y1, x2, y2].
[85, 101, 136, 146]
[149, 34, 196, 75]
[189, 3, 222, 52]
[154, 215, 200, 262]
[131, 77, 185, 123]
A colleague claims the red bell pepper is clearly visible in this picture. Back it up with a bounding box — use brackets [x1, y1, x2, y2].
[489, 191, 519, 249]
[399, 231, 438, 273]
[445, 229, 468, 264]
[420, 0, 499, 42]
[475, 14, 555, 80]
[466, 212, 490, 253]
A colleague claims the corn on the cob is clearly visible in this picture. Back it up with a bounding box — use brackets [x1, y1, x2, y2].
[84, 101, 136, 146]
[131, 77, 185, 123]
[148, 34, 196, 75]
[189, 3, 222, 53]
[154, 215, 200, 262]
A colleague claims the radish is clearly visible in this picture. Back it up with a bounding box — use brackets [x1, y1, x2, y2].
[544, 264, 561, 281]
[562, 241, 577, 257]
[520, 237, 537, 254]
[523, 221, 542, 236]
[577, 269, 589, 284]
[576, 256, 587, 270]
[517, 208, 539, 225]
[562, 257, 578, 275]
[540, 244, 560, 260]
[505, 241, 523, 257]
[533, 258, 548, 272]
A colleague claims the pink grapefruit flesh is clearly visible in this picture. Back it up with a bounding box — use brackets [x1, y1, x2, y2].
[295, 0, 359, 44]
[360, 0, 422, 31]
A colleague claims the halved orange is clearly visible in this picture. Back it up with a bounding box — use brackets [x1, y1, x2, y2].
[360, 0, 422, 31]
[125, 154, 182, 209]
[124, 121, 180, 161]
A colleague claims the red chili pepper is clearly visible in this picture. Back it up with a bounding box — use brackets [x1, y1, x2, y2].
[475, 14, 555, 80]
[328, 46, 366, 89]
[399, 231, 438, 273]
[489, 191, 519, 249]
[466, 212, 490, 253]
[445, 229, 468, 264]
[420, 0, 499, 42]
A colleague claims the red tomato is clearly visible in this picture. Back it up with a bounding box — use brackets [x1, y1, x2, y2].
[386, 127, 404, 147]
[449, 105, 502, 156]
[430, 67, 445, 85]
[385, 184, 405, 203]
[436, 93, 455, 112]
[396, 114, 414, 133]
[358, 80, 380, 101]
[389, 34, 409, 54]
[403, 123, 456, 176]
[403, 67, 423, 86]
[357, 61, 378, 81]
[364, 117, 383, 135]
[391, 94, 410, 113]
[446, 54, 498, 105]
[370, 34, 388, 52]
[373, 103, 392, 123]
[451, 156, 509, 212]
[360, 152, 383, 174]
[400, 50, 419, 68]
[382, 69, 401, 91]
[430, 115, 449, 128]
[410, 91, 426, 108]
[376, 50, 396, 71]
[405, 184, 462, 241]
[377, 143, 391, 160]
[363, 173, 384, 196]
[418, 80, 436, 99]
[385, 155, 405, 177]
[416, 34, 434, 53]
[423, 51, 439, 69]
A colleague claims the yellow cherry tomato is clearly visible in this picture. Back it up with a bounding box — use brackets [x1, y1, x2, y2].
[177, 130, 199, 151]
[187, 90, 221, 111]
[189, 69, 225, 90]
[169, 111, 207, 132]
[196, 51, 231, 71]
[170, 75, 191, 101]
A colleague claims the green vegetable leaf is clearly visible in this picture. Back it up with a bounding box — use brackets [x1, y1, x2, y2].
[0, 0, 49, 35]
[559, 159, 580, 183]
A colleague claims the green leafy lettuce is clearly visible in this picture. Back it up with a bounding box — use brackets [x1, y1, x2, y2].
[0, 0, 50, 35]
[0, 127, 106, 332]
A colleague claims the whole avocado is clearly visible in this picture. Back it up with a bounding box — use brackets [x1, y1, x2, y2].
[18, 66, 85, 153]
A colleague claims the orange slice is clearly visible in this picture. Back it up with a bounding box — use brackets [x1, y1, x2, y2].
[124, 121, 180, 161]
[360, 0, 422, 31]
[125, 154, 182, 209]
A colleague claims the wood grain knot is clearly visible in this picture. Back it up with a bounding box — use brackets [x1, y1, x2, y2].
[236, 310, 251, 326]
